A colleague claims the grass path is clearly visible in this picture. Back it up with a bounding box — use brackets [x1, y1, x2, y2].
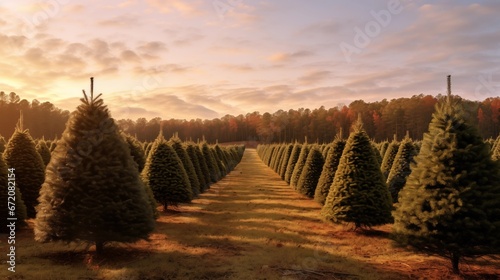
[2, 149, 498, 279]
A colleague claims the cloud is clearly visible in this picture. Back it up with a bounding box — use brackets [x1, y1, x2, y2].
[267, 50, 314, 63]
[298, 20, 341, 37]
[145, 0, 205, 16]
[298, 70, 331, 86]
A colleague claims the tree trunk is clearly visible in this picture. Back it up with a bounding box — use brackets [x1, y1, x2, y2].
[95, 241, 104, 255]
[163, 202, 168, 212]
[451, 253, 460, 274]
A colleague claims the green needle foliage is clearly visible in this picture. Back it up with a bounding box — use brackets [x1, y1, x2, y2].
[3, 123, 45, 218]
[142, 137, 192, 211]
[381, 138, 400, 179]
[314, 138, 346, 205]
[169, 136, 199, 198]
[386, 135, 417, 203]
[0, 154, 27, 232]
[322, 118, 393, 229]
[36, 139, 52, 166]
[124, 134, 146, 172]
[195, 144, 211, 190]
[185, 142, 208, 193]
[279, 144, 294, 179]
[202, 142, 221, 183]
[35, 82, 155, 254]
[297, 146, 324, 198]
[284, 143, 301, 184]
[393, 89, 500, 274]
[291, 144, 311, 189]
[492, 135, 500, 161]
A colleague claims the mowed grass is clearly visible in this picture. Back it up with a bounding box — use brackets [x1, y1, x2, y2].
[1, 149, 499, 279]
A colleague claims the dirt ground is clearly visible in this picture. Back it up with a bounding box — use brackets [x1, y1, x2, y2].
[1, 149, 499, 279]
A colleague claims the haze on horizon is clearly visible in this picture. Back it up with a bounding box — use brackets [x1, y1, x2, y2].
[1, 0, 499, 121]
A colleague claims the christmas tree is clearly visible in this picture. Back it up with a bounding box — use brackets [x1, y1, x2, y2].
[124, 133, 146, 172]
[0, 153, 27, 232]
[386, 134, 417, 202]
[3, 116, 45, 218]
[36, 139, 52, 167]
[142, 136, 192, 211]
[314, 138, 346, 205]
[296, 146, 324, 198]
[279, 144, 294, 179]
[185, 142, 208, 193]
[380, 137, 400, 179]
[169, 135, 199, 197]
[290, 144, 311, 189]
[393, 76, 500, 273]
[35, 78, 155, 254]
[284, 143, 301, 184]
[322, 116, 392, 229]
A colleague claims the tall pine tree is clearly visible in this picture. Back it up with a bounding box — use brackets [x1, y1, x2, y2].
[0, 153, 27, 232]
[35, 79, 155, 254]
[386, 134, 417, 203]
[393, 76, 500, 274]
[314, 137, 346, 205]
[322, 117, 392, 229]
[297, 146, 324, 198]
[3, 116, 45, 218]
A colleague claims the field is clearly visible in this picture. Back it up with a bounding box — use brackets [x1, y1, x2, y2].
[1, 149, 499, 280]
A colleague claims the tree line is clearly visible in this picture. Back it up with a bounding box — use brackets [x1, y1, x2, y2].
[1, 92, 499, 142]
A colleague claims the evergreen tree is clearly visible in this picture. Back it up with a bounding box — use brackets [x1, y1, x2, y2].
[0, 135, 6, 153]
[284, 143, 301, 184]
[492, 135, 500, 161]
[195, 144, 211, 189]
[3, 123, 45, 218]
[279, 144, 294, 179]
[185, 143, 208, 193]
[142, 137, 192, 211]
[35, 81, 155, 254]
[314, 138, 346, 205]
[322, 118, 393, 229]
[380, 138, 400, 179]
[169, 135, 199, 197]
[379, 141, 389, 159]
[36, 139, 52, 166]
[291, 144, 311, 189]
[124, 133, 146, 172]
[0, 154, 27, 232]
[386, 135, 417, 202]
[393, 88, 500, 274]
[297, 146, 324, 198]
[202, 143, 221, 183]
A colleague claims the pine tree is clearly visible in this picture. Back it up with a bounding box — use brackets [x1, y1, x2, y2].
[185, 142, 208, 193]
[169, 135, 199, 197]
[142, 137, 192, 211]
[322, 117, 393, 229]
[202, 142, 221, 183]
[492, 135, 500, 161]
[0, 153, 27, 232]
[3, 120, 45, 218]
[36, 139, 52, 166]
[314, 138, 346, 205]
[124, 133, 146, 172]
[291, 144, 311, 189]
[380, 138, 400, 179]
[279, 144, 294, 179]
[386, 135, 417, 203]
[297, 146, 324, 198]
[0, 135, 7, 153]
[284, 143, 302, 184]
[393, 76, 500, 274]
[35, 79, 155, 254]
[195, 144, 211, 189]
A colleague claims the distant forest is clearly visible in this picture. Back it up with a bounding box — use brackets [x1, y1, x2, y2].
[1, 91, 499, 143]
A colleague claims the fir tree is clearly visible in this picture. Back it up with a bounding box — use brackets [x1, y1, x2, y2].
[279, 144, 294, 179]
[291, 144, 311, 189]
[169, 135, 199, 197]
[0, 154, 27, 232]
[380, 138, 400, 179]
[35, 79, 155, 254]
[36, 139, 52, 166]
[314, 138, 346, 205]
[142, 137, 192, 211]
[393, 76, 500, 274]
[124, 133, 146, 172]
[322, 117, 393, 229]
[3, 119, 45, 218]
[492, 135, 500, 161]
[297, 146, 324, 198]
[386, 135, 417, 203]
[186, 142, 207, 193]
[202, 142, 221, 183]
[195, 144, 211, 189]
[284, 143, 301, 184]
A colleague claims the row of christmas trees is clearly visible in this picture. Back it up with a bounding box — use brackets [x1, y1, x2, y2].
[256, 80, 500, 273]
[0, 79, 245, 254]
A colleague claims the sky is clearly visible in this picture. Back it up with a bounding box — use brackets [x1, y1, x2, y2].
[1, 0, 500, 121]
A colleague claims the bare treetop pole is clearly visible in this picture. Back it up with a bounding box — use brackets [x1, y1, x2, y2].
[90, 77, 94, 101]
[447, 75, 451, 102]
